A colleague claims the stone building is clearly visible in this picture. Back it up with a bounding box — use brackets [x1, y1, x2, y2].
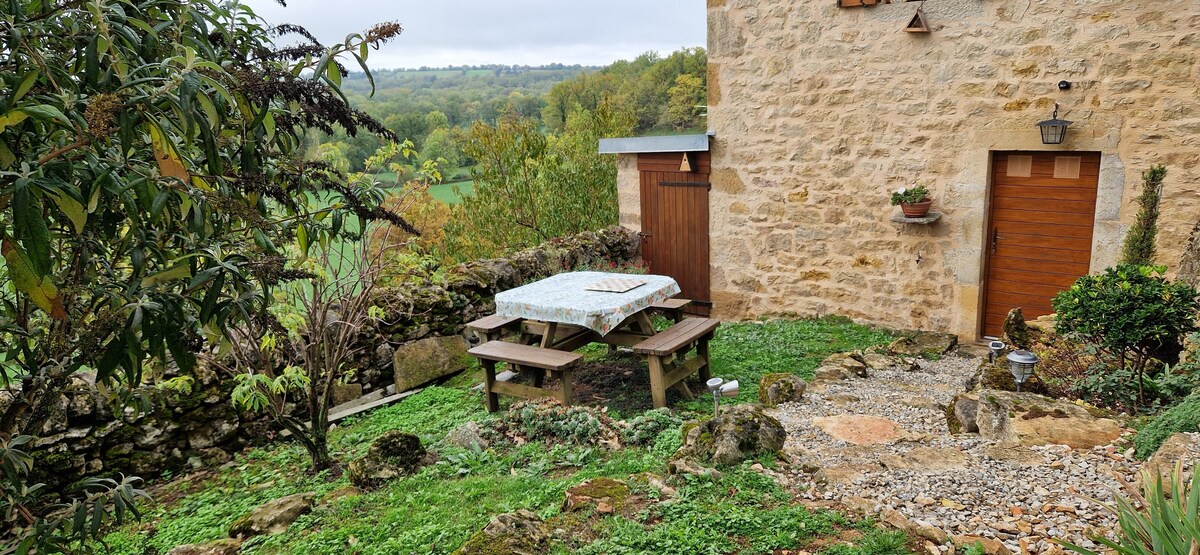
[603, 0, 1200, 340]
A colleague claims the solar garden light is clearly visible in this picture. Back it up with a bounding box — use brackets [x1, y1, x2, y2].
[706, 378, 739, 415]
[988, 340, 1006, 365]
[1006, 350, 1039, 392]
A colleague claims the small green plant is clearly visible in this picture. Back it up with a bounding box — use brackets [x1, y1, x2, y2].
[1053, 265, 1200, 408]
[1059, 463, 1199, 555]
[1133, 391, 1200, 459]
[1120, 164, 1167, 266]
[621, 408, 684, 446]
[487, 399, 622, 447]
[890, 185, 930, 205]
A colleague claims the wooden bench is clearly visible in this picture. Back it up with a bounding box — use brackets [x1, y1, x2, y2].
[647, 298, 692, 323]
[468, 340, 582, 412]
[465, 314, 522, 343]
[633, 318, 719, 409]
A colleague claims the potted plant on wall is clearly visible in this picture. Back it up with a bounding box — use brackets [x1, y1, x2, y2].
[891, 185, 933, 218]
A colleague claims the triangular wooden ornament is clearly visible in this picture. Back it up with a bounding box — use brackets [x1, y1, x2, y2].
[905, 9, 930, 33]
[679, 152, 695, 172]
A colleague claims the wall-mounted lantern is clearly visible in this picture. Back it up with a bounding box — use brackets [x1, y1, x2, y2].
[1037, 103, 1072, 145]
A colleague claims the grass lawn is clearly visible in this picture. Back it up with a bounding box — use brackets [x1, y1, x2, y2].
[428, 179, 474, 204]
[100, 317, 900, 555]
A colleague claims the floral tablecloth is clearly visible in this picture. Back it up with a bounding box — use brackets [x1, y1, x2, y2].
[494, 271, 681, 335]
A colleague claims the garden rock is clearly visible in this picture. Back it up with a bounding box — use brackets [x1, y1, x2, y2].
[331, 383, 364, 406]
[758, 373, 807, 407]
[859, 352, 919, 372]
[882, 508, 949, 543]
[452, 509, 549, 555]
[393, 335, 470, 392]
[812, 414, 911, 445]
[228, 492, 316, 538]
[666, 457, 723, 480]
[887, 330, 957, 358]
[444, 421, 490, 450]
[814, 352, 868, 381]
[674, 404, 786, 466]
[1001, 307, 1038, 350]
[879, 447, 969, 472]
[1142, 432, 1199, 484]
[968, 360, 1049, 395]
[950, 389, 1122, 449]
[563, 477, 631, 514]
[167, 539, 243, 555]
[348, 431, 435, 489]
[953, 535, 1013, 555]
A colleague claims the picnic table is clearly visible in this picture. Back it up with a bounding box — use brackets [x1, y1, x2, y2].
[467, 271, 719, 411]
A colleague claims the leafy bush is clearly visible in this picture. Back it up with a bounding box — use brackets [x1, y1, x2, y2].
[621, 408, 684, 446]
[1133, 392, 1200, 459]
[890, 185, 930, 205]
[1053, 265, 1200, 408]
[1120, 165, 1167, 266]
[1059, 463, 1199, 555]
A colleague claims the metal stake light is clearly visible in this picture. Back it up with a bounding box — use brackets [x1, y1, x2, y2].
[1006, 350, 1039, 392]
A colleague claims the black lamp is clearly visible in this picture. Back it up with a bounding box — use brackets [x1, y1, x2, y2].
[1037, 103, 1072, 145]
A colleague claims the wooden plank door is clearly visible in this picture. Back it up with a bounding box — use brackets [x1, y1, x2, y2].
[638, 152, 711, 314]
[982, 151, 1100, 337]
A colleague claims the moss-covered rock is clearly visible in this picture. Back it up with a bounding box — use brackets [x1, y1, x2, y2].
[228, 492, 316, 538]
[348, 431, 434, 489]
[1001, 307, 1039, 350]
[452, 509, 549, 555]
[672, 404, 786, 467]
[563, 477, 631, 513]
[950, 389, 1122, 449]
[393, 335, 470, 393]
[887, 330, 957, 358]
[758, 373, 806, 407]
[971, 360, 1050, 395]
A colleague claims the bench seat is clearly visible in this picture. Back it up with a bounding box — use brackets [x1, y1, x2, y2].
[465, 314, 522, 342]
[633, 318, 720, 408]
[468, 340, 582, 411]
[647, 298, 692, 322]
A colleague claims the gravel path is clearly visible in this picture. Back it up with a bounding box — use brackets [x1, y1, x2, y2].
[770, 353, 1150, 554]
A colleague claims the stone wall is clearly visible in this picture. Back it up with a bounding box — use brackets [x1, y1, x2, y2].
[698, 0, 1200, 340]
[26, 227, 642, 490]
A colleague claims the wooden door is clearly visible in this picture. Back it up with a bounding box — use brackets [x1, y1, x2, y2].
[982, 152, 1100, 337]
[638, 152, 711, 314]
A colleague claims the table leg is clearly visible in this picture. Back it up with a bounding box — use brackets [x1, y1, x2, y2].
[634, 311, 656, 335]
[698, 336, 712, 382]
[540, 322, 558, 348]
[558, 369, 574, 405]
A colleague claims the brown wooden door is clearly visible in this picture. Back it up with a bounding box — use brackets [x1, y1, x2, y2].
[982, 151, 1100, 337]
[638, 152, 711, 314]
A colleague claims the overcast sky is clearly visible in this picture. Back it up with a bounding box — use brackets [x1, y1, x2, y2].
[238, 0, 706, 70]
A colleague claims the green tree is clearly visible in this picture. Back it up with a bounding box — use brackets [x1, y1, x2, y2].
[1120, 164, 1167, 266]
[419, 127, 462, 169]
[446, 102, 634, 259]
[0, 0, 407, 472]
[666, 73, 706, 130]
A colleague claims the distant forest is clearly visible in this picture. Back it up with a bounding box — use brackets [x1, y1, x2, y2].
[317, 48, 707, 175]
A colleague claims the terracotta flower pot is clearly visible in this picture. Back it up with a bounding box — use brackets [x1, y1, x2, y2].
[900, 199, 933, 218]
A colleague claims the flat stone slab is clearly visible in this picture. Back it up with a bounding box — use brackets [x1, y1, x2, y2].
[812, 414, 908, 445]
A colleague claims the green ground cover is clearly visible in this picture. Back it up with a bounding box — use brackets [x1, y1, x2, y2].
[100, 317, 899, 554]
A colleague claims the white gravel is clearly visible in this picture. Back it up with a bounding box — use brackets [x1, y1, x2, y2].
[770, 353, 1149, 554]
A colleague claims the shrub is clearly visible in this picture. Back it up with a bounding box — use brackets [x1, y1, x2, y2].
[621, 408, 684, 447]
[1059, 463, 1199, 555]
[1120, 165, 1167, 267]
[1052, 265, 1200, 408]
[1133, 392, 1200, 459]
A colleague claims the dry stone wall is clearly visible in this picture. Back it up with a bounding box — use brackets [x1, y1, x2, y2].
[23, 227, 641, 490]
[704, 0, 1200, 339]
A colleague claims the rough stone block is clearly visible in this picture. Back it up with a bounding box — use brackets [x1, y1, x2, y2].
[393, 335, 470, 393]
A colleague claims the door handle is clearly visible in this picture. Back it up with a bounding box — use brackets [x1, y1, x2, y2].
[992, 228, 1005, 254]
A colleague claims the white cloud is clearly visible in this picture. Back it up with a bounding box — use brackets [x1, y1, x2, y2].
[237, 0, 706, 69]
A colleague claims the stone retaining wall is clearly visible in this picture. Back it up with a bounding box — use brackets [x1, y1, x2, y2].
[26, 227, 641, 490]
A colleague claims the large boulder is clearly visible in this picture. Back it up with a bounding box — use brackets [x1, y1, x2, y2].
[758, 373, 807, 407]
[967, 360, 1050, 395]
[393, 335, 470, 392]
[452, 510, 549, 555]
[949, 390, 1123, 449]
[887, 330, 957, 358]
[228, 492, 316, 538]
[672, 404, 786, 467]
[348, 431, 434, 489]
[1001, 307, 1038, 350]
